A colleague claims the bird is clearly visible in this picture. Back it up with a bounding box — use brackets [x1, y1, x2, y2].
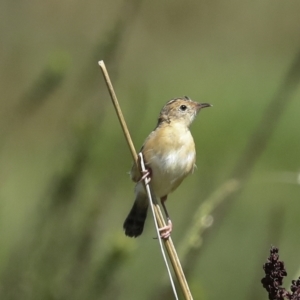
[123, 96, 211, 238]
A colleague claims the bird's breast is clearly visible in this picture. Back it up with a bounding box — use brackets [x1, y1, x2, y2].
[151, 147, 195, 176]
[143, 128, 196, 197]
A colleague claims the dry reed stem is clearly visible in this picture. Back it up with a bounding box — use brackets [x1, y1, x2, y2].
[98, 60, 193, 300]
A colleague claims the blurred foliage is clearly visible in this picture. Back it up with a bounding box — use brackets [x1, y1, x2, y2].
[19, 51, 70, 115]
[0, 0, 300, 299]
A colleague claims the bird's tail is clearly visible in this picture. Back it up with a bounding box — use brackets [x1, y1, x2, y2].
[123, 193, 148, 237]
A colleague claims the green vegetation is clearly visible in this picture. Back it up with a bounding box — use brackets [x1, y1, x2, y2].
[1, 1, 300, 299]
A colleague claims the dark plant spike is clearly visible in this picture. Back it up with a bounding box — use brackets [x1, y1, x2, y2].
[261, 246, 300, 300]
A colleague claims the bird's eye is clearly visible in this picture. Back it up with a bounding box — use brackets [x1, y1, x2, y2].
[180, 105, 187, 111]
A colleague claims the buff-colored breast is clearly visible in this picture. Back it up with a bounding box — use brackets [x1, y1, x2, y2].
[141, 123, 196, 198]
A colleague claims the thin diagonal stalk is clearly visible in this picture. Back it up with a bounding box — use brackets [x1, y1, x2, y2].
[98, 60, 193, 300]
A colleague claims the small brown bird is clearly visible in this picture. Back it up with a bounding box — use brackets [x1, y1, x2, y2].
[123, 96, 211, 238]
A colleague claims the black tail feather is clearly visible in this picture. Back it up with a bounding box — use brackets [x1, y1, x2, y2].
[123, 199, 148, 237]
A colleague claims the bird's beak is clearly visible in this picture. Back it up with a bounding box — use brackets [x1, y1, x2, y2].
[198, 103, 212, 109]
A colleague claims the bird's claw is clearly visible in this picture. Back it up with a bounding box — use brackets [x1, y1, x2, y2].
[159, 219, 172, 239]
[139, 169, 151, 184]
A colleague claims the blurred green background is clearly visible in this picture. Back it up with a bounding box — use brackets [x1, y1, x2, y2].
[1, 0, 300, 299]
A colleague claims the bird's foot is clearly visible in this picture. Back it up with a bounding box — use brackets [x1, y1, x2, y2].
[139, 168, 151, 184]
[159, 219, 172, 239]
